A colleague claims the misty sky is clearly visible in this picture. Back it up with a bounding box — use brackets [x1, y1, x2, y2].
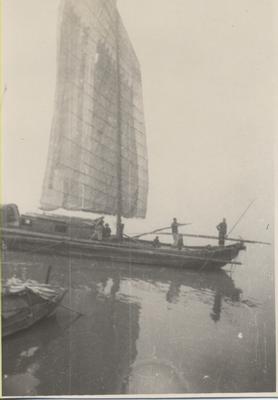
[3, 0, 275, 241]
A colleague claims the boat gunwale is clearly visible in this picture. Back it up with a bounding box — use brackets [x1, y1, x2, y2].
[2, 226, 244, 253]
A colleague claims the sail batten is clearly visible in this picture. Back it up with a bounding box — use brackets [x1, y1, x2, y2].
[41, 0, 148, 218]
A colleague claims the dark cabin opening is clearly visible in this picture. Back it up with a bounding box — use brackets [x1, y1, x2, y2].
[54, 223, 68, 234]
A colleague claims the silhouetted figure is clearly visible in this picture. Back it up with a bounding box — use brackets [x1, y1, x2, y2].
[153, 236, 161, 248]
[171, 218, 179, 246]
[103, 223, 112, 239]
[92, 217, 104, 240]
[216, 218, 227, 246]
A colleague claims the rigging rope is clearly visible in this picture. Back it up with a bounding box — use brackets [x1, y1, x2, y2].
[228, 199, 256, 236]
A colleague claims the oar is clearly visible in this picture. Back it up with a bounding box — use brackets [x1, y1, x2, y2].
[132, 223, 191, 239]
[45, 265, 53, 284]
[158, 232, 270, 245]
[123, 233, 145, 246]
[58, 303, 85, 316]
[44, 273, 84, 316]
[63, 313, 83, 330]
[47, 287, 85, 316]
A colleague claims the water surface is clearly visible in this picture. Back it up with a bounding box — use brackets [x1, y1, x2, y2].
[2, 245, 275, 395]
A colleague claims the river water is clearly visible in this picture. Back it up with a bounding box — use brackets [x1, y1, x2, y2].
[2, 245, 275, 396]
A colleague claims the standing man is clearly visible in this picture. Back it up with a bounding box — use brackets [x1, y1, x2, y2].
[171, 218, 179, 247]
[216, 218, 227, 246]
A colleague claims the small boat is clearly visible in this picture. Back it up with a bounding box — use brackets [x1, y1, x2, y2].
[2, 277, 67, 338]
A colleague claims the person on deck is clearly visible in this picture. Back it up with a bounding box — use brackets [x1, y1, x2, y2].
[153, 236, 161, 248]
[92, 217, 104, 240]
[216, 218, 227, 246]
[118, 223, 125, 241]
[171, 218, 179, 246]
[103, 223, 112, 239]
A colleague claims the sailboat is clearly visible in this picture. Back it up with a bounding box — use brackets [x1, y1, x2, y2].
[1, 0, 245, 270]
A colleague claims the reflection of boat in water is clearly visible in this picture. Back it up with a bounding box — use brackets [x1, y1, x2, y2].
[1, 0, 246, 271]
[165, 269, 241, 309]
[92, 262, 243, 323]
[2, 278, 67, 337]
[2, 250, 246, 396]
[2, 248, 243, 325]
[90, 260, 241, 295]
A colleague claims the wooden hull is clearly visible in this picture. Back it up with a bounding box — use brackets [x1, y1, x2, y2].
[2, 227, 245, 270]
[2, 287, 67, 338]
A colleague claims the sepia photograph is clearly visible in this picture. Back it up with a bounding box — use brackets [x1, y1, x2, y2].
[1, 0, 276, 396]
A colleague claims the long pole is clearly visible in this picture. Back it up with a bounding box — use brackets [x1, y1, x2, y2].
[115, 11, 123, 240]
[132, 223, 191, 239]
[228, 199, 256, 235]
[158, 231, 270, 245]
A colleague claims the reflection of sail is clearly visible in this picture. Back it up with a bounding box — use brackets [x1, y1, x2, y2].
[40, 0, 148, 218]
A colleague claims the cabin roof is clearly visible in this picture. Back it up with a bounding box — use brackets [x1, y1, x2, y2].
[22, 212, 102, 226]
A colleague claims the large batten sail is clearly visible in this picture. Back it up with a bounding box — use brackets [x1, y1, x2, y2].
[40, 0, 148, 218]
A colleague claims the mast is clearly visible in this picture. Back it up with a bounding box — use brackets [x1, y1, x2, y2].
[115, 10, 123, 240]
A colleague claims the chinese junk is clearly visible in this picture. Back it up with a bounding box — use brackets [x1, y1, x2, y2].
[1, 0, 246, 270]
